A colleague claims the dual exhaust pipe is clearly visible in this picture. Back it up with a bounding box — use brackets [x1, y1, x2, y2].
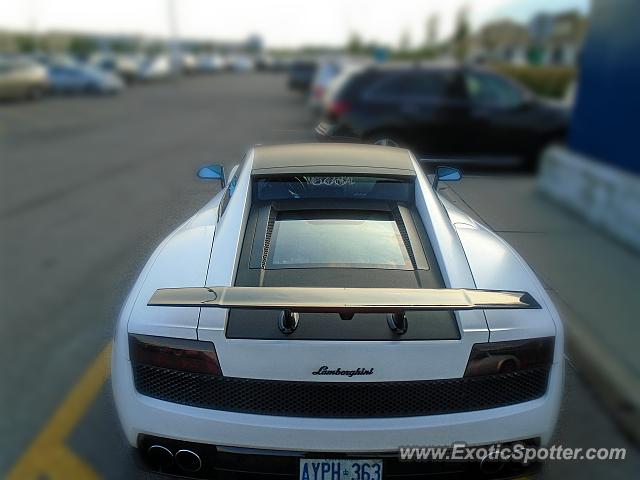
[147, 444, 202, 472]
[147, 442, 509, 477]
[478, 451, 505, 475]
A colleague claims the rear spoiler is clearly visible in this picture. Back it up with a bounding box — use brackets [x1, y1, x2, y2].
[148, 286, 540, 312]
[148, 287, 540, 334]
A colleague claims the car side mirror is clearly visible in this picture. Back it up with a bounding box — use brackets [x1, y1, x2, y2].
[197, 164, 225, 187]
[433, 166, 462, 189]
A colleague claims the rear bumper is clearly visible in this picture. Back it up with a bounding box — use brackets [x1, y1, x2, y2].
[113, 331, 563, 452]
[136, 434, 542, 479]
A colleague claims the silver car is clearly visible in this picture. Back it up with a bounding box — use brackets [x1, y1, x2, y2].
[0, 56, 48, 101]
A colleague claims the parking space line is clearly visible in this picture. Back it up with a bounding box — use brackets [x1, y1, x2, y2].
[7, 343, 112, 480]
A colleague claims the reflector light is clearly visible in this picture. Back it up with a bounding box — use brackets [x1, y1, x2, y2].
[464, 337, 554, 377]
[129, 334, 222, 376]
[328, 100, 350, 117]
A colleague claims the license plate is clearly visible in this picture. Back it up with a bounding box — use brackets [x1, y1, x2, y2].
[299, 458, 382, 480]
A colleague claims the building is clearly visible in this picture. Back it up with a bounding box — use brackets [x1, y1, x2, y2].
[468, 10, 587, 66]
[539, 0, 640, 251]
[529, 11, 588, 65]
[468, 19, 530, 64]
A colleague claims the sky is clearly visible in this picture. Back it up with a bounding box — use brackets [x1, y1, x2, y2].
[0, 0, 590, 48]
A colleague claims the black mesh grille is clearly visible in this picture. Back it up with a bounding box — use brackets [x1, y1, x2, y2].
[392, 207, 418, 270]
[133, 364, 550, 418]
[260, 207, 277, 269]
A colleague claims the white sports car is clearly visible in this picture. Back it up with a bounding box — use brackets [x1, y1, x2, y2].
[112, 144, 564, 479]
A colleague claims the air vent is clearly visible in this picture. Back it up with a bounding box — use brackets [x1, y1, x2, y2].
[260, 207, 277, 269]
[392, 207, 418, 270]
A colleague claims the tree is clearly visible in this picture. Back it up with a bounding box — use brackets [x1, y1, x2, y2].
[111, 39, 136, 53]
[452, 4, 470, 60]
[15, 34, 36, 53]
[68, 36, 99, 57]
[398, 29, 411, 52]
[346, 32, 363, 54]
[425, 13, 439, 47]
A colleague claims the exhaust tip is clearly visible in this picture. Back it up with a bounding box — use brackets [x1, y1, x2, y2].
[479, 453, 505, 475]
[147, 444, 174, 469]
[175, 449, 202, 472]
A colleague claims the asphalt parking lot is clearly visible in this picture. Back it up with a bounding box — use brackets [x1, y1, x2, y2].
[1, 73, 638, 479]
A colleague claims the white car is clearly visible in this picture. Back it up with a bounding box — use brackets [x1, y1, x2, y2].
[138, 55, 172, 81]
[309, 60, 342, 113]
[112, 144, 564, 479]
[309, 58, 367, 113]
[180, 53, 199, 74]
[196, 53, 227, 73]
[228, 54, 255, 72]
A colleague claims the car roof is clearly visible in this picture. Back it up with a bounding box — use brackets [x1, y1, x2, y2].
[251, 143, 416, 176]
[363, 60, 461, 73]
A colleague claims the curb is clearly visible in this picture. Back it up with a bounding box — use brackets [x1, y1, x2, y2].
[537, 145, 640, 253]
[561, 304, 640, 444]
[537, 145, 640, 444]
[442, 178, 640, 445]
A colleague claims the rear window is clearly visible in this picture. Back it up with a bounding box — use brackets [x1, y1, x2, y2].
[267, 210, 412, 269]
[328, 68, 379, 102]
[255, 176, 413, 202]
[367, 71, 459, 99]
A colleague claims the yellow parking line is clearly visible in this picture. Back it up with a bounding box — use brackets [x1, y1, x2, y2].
[7, 343, 112, 480]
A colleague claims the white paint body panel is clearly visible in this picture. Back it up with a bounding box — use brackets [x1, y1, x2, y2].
[113, 346, 563, 450]
[124, 192, 222, 339]
[112, 147, 564, 453]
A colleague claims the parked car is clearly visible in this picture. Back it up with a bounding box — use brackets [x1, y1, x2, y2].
[228, 55, 254, 72]
[195, 53, 227, 73]
[112, 143, 563, 479]
[270, 57, 291, 72]
[287, 60, 316, 92]
[315, 64, 569, 168]
[47, 63, 124, 95]
[0, 56, 48, 101]
[92, 54, 142, 84]
[180, 53, 198, 74]
[138, 55, 172, 81]
[309, 59, 342, 112]
[255, 54, 276, 71]
[309, 59, 369, 113]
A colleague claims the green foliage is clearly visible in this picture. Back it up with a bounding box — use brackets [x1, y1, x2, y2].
[15, 34, 37, 53]
[110, 40, 136, 53]
[68, 37, 98, 57]
[346, 33, 364, 54]
[451, 5, 470, 60]
[390, 47, 439, 61]
[494, 64, 576, 98]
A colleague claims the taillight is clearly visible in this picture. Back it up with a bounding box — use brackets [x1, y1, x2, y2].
[328, 99, 350, 117]
[464, 337, 554, 377]
[129, 334, 222, 376]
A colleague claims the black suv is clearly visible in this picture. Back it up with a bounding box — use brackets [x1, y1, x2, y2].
[315, 64, 568, 167]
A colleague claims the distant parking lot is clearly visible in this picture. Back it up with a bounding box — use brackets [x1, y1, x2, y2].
[1, 73, 637, 479]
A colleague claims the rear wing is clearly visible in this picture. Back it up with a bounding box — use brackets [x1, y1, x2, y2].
[148, 287, 540, 334]
[148, 286, 540, 312]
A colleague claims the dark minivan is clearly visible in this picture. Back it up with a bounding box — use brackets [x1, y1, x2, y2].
[315, 64, 568, 168]
[287, 60, 317, 93]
